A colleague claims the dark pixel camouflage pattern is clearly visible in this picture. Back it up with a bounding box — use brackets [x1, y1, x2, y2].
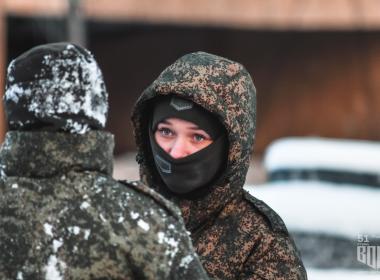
[0, 130, 209, 279]
[132, 52, 307, 279]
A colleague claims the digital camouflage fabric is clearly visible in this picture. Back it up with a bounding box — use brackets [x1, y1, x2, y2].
[4, 42, 108, 134]
[0, 131, 209, 279]
[132, 52, 307, 279]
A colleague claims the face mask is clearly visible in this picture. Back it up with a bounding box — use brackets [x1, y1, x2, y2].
[149, 129, 228, 194]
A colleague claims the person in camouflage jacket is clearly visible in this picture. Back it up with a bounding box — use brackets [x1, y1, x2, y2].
[0, 43, 209, 280]
[132, 52, 308, 279]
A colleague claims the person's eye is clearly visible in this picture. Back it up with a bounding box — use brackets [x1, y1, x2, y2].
[158, 127, 173, 137]
[193, 134, 206, 142]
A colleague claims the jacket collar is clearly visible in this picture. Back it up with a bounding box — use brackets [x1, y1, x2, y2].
[0, 131, 114, 178]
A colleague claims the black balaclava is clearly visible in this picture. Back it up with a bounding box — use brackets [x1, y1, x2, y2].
[149, 95, 228, 194]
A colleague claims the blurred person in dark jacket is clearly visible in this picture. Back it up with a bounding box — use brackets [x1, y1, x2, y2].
[132, 52, 307, 280]
[0, 43, 209, 280]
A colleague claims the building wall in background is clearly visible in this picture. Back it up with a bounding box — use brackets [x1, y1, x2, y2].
[5, 17, 380, 155]
[87, 23, 380, 155]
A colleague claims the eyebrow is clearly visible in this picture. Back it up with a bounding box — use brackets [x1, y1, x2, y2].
[160, 120, 201, 130]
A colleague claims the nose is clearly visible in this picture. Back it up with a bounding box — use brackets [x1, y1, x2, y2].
[169, 137, 190, 159]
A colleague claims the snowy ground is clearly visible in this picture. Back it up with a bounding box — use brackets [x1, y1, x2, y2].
[113, 153, 140, 181]
[306, 268, 380, 280]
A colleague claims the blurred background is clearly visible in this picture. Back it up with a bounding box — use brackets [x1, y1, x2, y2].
[2, 0, 380, 156]
[1, 1, 380, 278]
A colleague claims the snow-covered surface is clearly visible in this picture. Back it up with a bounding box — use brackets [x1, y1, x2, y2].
[68, 226, 81, 235]
[307, 268, 380, 280]
[5, 43, 108, 134]
[45, 239, 65, 280]
[264, 137, 380, 174]
[179, 254, 195, 269]
[244, 182, 380, 239]
[157, 230, 180, 265]
[16, 271, 23, 280]
[137, 219, 150, 232]
[130, 211, 139, 220]
[80, 201, 90, 210]
[45, 255, 63, 280]
[44, 223, 54, 237]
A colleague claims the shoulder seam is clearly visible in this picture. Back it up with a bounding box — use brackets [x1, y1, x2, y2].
[118, 180, 182, 220]
[243, 190, 289, 234]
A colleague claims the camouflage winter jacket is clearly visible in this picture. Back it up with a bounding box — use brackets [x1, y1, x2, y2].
[132, 52, 307, 279]
[0, 130, 209, 280]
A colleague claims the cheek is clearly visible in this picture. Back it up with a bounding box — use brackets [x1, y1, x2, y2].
[154, 133, 172, 152]
[189, 146, 203, 155]
[198, 140, 213, 151]
[191, 140, 213, 154]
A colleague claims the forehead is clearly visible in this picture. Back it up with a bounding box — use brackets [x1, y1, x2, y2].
[159, 118, 200, 129]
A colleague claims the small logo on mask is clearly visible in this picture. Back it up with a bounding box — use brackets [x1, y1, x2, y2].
[170, 96, 193, 111]
[155, 155, 172, 174]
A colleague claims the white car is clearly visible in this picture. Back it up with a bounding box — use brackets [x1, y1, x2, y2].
[245, 137, 380, 280]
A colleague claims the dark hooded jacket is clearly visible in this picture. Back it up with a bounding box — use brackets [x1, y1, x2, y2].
[0, 42, 208, 280]
[0, 130, 209, 280]
[132, 52, 307, 279]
